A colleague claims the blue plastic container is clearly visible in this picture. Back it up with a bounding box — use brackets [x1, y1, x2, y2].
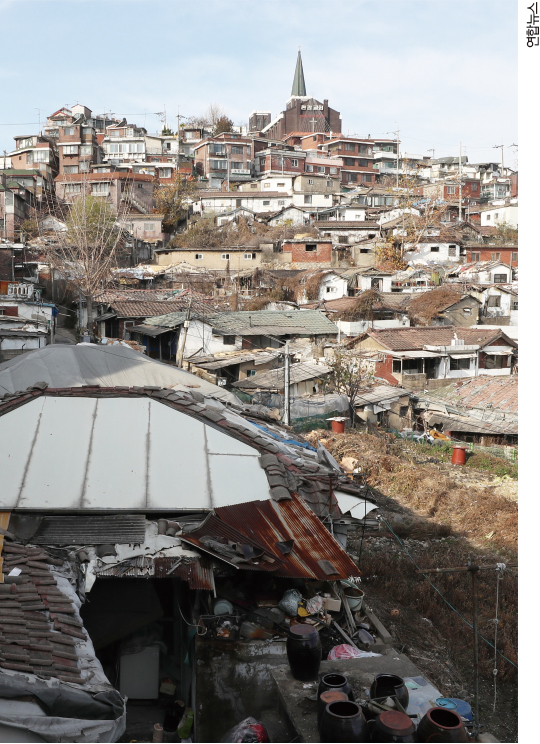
[448, 698, 473, 721]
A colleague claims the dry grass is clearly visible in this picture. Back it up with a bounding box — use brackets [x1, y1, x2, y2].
[306, 428, 518, 681]
[408, 287, 464, 324]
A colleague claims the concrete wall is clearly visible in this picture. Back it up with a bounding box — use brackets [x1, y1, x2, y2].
[156, 249, 263, 270]
[195, 639, 292, 743]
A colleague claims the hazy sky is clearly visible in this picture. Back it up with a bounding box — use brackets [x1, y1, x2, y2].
[0, 0, 517, 167]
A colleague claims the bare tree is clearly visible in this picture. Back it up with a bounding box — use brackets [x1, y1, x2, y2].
[327, 347, 371, 422]
[40, 184, 129, 335]
[155, 172, 200, 228]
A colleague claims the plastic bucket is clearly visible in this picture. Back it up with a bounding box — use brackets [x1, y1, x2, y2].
[451, 446, 467, 465]
[341, 582, 364, 612]
[331, 420, 345, 434]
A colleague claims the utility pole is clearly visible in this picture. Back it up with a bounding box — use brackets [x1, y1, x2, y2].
[416, 561, 517, 736]
[458, 142, 463, 223]
[493, 144, 504, 175]
[177, 295, 193, 368]
[283, 340, 291, 426]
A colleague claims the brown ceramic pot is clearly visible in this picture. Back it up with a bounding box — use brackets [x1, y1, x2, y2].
[319, 700, 368, 743]
[416, 706, 468, 742]
[317, 690, 348, 729]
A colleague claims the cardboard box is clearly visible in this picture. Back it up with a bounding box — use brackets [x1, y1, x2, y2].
[323, 597, 341, 612]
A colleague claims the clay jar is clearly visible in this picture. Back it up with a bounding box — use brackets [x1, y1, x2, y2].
[317, 690, 348, 729]
[370, 674, 409, 710]
[416, 707, 468, 743]
[286, 624, 322, 681]
[318, 672, 355, 701]
[319, 700, 368, 743]
[369, 710, 416, 742]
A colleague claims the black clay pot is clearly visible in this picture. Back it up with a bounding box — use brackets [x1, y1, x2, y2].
[317, 690, 348, 729]
[369, 710, 416, 742]
[416, 707, 468, 743]
[318, 672, 355, 701]
[319, 700, 368, 743]
[370, 674, 409, 710]
[286, 624, 322, 681]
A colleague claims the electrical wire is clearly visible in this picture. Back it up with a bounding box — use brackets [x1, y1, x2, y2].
[378, 513, 517, 669]
[175, 596, 207, 636]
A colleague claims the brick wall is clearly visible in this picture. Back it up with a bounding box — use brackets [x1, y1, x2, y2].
[284, 241, 333, 263]
[375, 354, 399, 385]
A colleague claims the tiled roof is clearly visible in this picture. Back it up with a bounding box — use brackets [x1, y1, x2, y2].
[315, 221, 380, 228]
[200, 191, 286, 198]
[364, 326, 517, 351]
[108, 300, 186, 318]
[0, 545, 88, 685]
[425, 376, 518, 414]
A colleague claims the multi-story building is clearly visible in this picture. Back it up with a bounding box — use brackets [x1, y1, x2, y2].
[194, 133, 254, 189]
[321, 136, 378, 186]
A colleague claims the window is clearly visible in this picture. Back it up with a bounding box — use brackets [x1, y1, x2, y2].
[450, 357, 471, 370]
[33, 150, 49, 162]
[487, 296, 500, 307]
[513, 301, 518, 310]
[63, 127, 75, 136]
[493, 274, 508, 283]
[346, 173, 357, 182]
[230, 161, 243, 169]
[471, 182, 479, 191]
[326, 180, 332, 187]
[231, 145, 243, 154]
[65, 183, 81, 194]
[291, 159, 298, 167]
[246, 369, 257, 377]
[430, 245, 440, 252]
[446, 185, 456, 194]
[448, 245, 457, 257]
[486, 215, 491, 221]
[362, 174, 373, 182]
[221, 253, 230, 260]
[345, 143, 356, 151]
[264, 183, 271, 188]
[304, 195, 312, 204]
[80, 145, 92, 156]
[144, 223, 156, 231]
[358, 159, 368, 167]
[262, 200, 270, 205]
[338, 236, 348, 244]
[471, 252, 480, 261]
[79, 161, 90, 172]
[326, 286, 337, 293]
[316, 166, 324, 174]
[247, 147, 251, 155]
[209, 144, 225, 154]
[250, 183, 257, 189]
[393, 359, 402, 373]
[494, 213, 499, 219]
[329, 167, 337, 174]
[243, 253, 255, 260]
[305, 244, 317, 252]
[277, 182, 285, 187]
[223, 335, 235, 345]
[278, 200, 285, 205]
[62, 145, 78, 155]
[137, 183, 143, 189]
[463, 307, 472, 315]
[491, 252, 501, 260]
[91, 182, 109, 194]
[64, 165, 78, 174]
[308, 179, 314, 185]
[306, 164, 314, 172]
[344, 158, 355, 166]
[195, 253, 204, 260]
[511, 252, 517, 262]
[210, 160, 227, 170]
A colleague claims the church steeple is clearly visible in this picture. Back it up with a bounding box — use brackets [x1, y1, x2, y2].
[291, 50, 306, 97]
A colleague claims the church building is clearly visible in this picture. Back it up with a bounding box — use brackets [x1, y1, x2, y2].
[248, 51, 342, 140]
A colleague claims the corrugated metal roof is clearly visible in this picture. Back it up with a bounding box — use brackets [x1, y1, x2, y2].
[233, 361, 331, 390]
[181, 494, 360, 580]
[0, 396, 271, 511]
[425, 411, 517, 436]
[154, 556, 215, 591]
[129, 324, 172, 337]
[33, 515, 147, 545]
[149, 310, 338, 336]
[354, 385, 408, 407]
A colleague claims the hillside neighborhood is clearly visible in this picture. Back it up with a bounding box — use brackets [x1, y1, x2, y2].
[0, 49, 517, 744]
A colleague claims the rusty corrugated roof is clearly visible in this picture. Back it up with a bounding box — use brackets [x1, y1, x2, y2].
[154, 556, 215, 591]
[181, 494, 360, 580]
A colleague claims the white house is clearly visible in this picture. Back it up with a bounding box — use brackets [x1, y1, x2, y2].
[291, 192, 334, 209]
[458, 261, 513, 284]
[480, 202, 518, 228]
[404, 239, 466, 265]
[198, 191, 291, 215]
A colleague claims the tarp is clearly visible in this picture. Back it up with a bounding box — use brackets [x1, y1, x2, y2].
[0, 344, 239, 404]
